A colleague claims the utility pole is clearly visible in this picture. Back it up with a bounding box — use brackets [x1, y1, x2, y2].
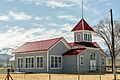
[110, 9, 116, 80]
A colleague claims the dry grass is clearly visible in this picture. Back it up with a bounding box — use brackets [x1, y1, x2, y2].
[0, 73, 120, 80]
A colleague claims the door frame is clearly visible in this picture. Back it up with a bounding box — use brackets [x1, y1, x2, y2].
[90, 60, 96, 71]
[90, 53, 96, 71]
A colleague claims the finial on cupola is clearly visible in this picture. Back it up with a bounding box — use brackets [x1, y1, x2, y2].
[82, 1, 83, 18]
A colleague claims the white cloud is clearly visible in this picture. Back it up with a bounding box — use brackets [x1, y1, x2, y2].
[0, 15, 10, 21]
[106, 3, 111, 6]
[0, 11, 32, 21]
[19, 0, 102, 15]
[48, 22, 75, 31]
[0, 25, 73, 51]
[9, 11, 32, 20]
[58, 15, 77, 21]
[61, 23, 75, 31]
[0, 23, 106, 54]
[34, 16, 51, 21]
[45, 1, 75, 8]
[34, 17, 44, 21]
[48, 23, 59, 26]
[7, 0, 106, 15]
[19, 0, 75, 8]
[0, 26, 45, 49]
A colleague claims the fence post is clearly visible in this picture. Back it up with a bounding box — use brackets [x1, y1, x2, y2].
[5, 68, 13, 80]
[49, 73, 51, 80]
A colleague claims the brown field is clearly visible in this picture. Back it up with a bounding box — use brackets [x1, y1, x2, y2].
[1, 73, 120, 80]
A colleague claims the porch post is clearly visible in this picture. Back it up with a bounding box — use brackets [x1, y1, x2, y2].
[47, 51, 49, 72]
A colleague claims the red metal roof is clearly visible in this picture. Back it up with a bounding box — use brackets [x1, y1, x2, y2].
[68, 42, 98, 48]
[71, 18, 94, 32]
[63, 48, 86, 56]
[68, 42, 74, 47]
[14, 37, 63, 53]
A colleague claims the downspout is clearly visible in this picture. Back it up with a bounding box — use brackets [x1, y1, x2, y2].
[47, 51, 49, 72]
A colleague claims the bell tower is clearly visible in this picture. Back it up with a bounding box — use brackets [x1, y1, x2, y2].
[71, 18, 94, 42]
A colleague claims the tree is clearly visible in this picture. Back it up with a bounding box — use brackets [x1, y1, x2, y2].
[94, 18, 120, 72]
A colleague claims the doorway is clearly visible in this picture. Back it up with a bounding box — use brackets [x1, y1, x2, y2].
[90, 53, 96, 71]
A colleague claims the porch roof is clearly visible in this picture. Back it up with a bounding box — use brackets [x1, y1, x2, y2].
[62, 48, 86, 56]
[69, 42, 98, 48]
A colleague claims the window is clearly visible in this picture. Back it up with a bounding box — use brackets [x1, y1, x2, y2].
[80, 56, 84, 65]
[84, 32, 92, 41]
[76, 33, 81, 42]
[90, 53, 95, 60]
[25, 56, 34, 69]
[17, 57, 23, 69]
[75, 32, 83, 42]
[36, 56, 44, 68]
[102, 57, 104, 65]
[50, 56, 62, 69]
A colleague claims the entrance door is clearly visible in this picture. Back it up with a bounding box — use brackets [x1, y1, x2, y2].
[90, 53, 96, 71]
[90, 60, 96, 71]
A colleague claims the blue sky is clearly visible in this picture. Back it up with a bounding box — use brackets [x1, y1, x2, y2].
[0, 0, 119, 54]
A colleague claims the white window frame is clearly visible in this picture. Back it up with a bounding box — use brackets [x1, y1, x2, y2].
[36, 56, 44, 69]
[17, 57, 23, 69]
[76, 33, 81, 42]
[80, 55, 84, 65]
[50, 55, 62, 69]
[84, 32, 92, 42]
[25, 56, 34, 69]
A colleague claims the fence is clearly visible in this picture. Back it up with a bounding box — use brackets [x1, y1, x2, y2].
[0, 73, 120, 80]
[0, 67, 120, 80]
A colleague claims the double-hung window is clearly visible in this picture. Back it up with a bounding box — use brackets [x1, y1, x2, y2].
[76, 33, 81, 42]
[25, 56, 34, 69]
[17, 57, 23, 69]
[50, 56, 62, 69]
[36, 56, 44, 69]
[84, 32, 92, 41]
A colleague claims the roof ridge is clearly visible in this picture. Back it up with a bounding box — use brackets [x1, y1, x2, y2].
[82, 18, 84, 30]
[27, 37, 63, 43]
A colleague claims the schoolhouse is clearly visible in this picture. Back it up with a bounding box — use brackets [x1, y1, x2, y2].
[13, 18, 106, 73]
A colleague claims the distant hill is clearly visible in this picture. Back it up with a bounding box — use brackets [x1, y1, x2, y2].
[0, 48, 14, 54]
[0, 54, 12, 61]
[0, 48, 14, 62]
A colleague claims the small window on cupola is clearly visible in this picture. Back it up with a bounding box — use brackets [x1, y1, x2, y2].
[76, 33, 81, 42]
[84, 32, 92, 42]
